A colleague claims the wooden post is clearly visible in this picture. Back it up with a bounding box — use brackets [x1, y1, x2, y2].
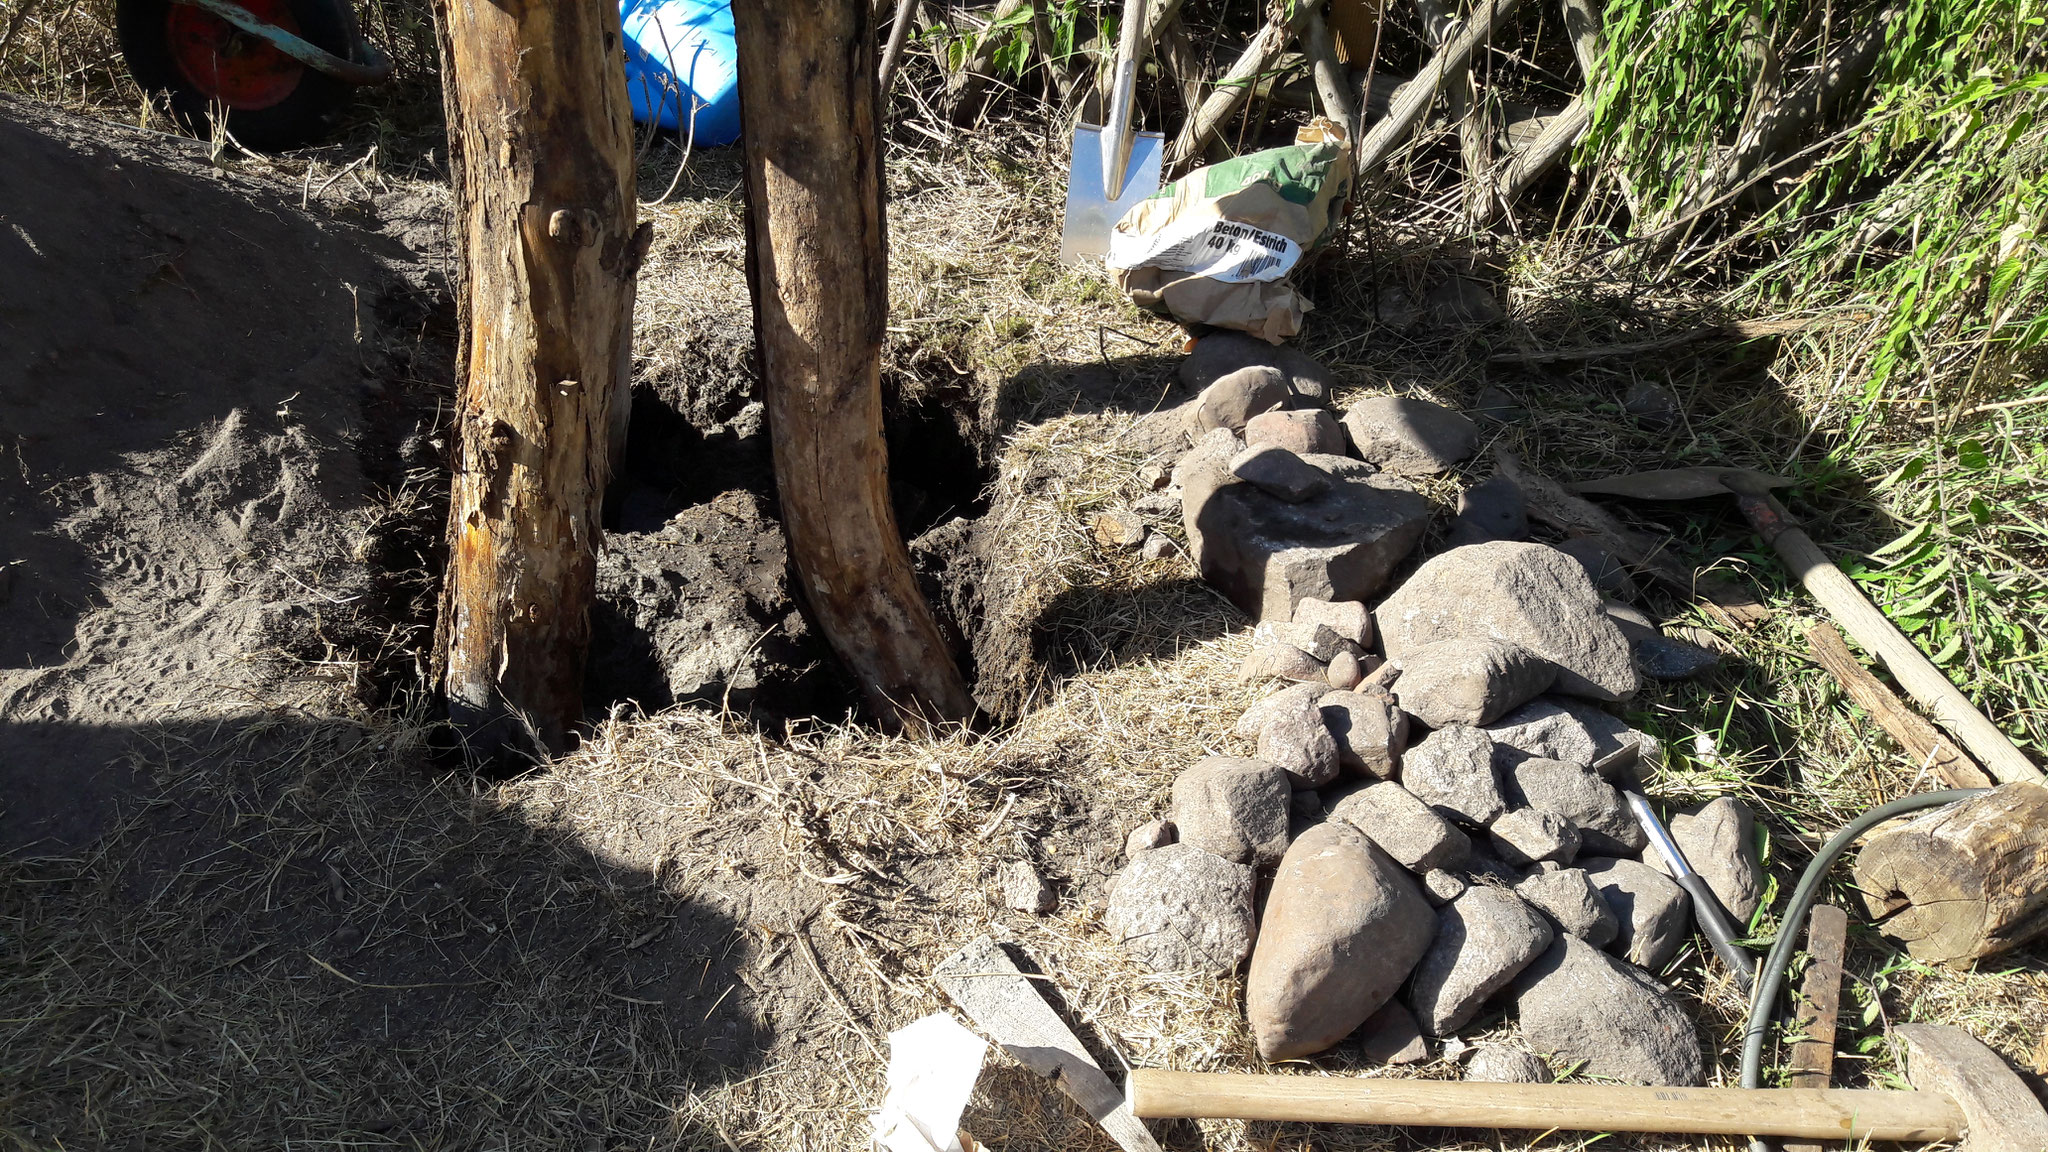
[432, 0, 644, 757]
[732, 0, 976, 731]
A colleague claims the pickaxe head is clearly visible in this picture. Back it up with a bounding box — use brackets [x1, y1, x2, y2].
[1896, 1023, 2048, 1152]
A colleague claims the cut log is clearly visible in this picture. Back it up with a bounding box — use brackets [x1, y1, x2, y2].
[1852, 783, 2048, 966]
[1326, 0, 1383, 65]
[1301, 9, 1359, 143]
[432, 0, 643, 757]
[733, 0, 976, 732]
[1472, 93, 1588, 227]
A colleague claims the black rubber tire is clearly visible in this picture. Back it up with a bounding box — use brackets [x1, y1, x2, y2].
[117, 0, 357, 151]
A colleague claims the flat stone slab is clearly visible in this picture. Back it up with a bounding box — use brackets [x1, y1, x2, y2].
[1195, 476, 1432, 622]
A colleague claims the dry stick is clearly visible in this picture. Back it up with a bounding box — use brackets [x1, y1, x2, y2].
[1301, 8, 1360, 143]
[1158, 16, 1206, 120]
[1412, 0, 1494, 223]
[1495, 448, 1773, 630]
[1805, 621, 1993, 789]
[1167, 3, 1315, 167]
[1354, 0, 1517, 176]
[1471, 95, 1589, 227]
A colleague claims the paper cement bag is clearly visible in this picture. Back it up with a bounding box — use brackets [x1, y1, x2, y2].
[1108, 118, 1352, 343]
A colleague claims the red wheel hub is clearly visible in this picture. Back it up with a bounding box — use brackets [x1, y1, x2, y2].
[165, 0, 305, 111]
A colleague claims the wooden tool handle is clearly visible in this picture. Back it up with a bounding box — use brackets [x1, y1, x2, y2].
[1126, 1071, 1965, 1142]
[1760, 513, 2041, 785]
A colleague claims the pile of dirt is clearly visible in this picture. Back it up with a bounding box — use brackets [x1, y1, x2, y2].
[0, 97, 449, 853]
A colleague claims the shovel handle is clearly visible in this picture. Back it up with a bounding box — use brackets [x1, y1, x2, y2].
[1736, 492, 2042, 786]
[1126, 1071, 1964, 1142]
[1101, 0, 1148, 195]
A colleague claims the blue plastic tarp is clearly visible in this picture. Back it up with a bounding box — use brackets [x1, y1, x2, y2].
[620, 0, 741, 145]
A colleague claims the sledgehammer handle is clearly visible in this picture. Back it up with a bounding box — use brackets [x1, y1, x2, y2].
[1126, 1071, 1965, 1142]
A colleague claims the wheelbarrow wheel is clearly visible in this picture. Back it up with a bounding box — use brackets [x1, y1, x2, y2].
[118, 0, 357, 150]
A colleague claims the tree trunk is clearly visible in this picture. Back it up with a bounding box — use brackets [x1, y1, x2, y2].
[432, 0, 644, 758]
[1852, 783, 2048, 966]
[732, 0, 975, 732]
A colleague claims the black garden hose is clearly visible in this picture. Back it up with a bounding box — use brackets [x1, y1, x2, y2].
[1738, 788, 1988, 1152]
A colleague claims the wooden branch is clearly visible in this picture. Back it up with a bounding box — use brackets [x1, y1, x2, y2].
[1471, 92, 1588, 227]
[1806, 621, 1992, 789]
[1158, 16, 1206, 117]
[734, 0, 976, 732]
[1413, 0, 1494, 223]
[1493, 449, 1772, 630]
[1559, 0, 1603, 80]
[1168, 3, 1315, 166]
[433, 0, 641, 757]
[1354, 0, 1516, 176]
[1301, 8, 1360, 143]
[879, 0, 918, 95]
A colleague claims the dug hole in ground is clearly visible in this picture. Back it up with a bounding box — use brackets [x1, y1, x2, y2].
[3, 55, 2046, 1152]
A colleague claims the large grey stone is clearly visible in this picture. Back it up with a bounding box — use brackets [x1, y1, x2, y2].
[1297, 452, 1375, 480]
[1184, 365, 1290, 437]
[1488, 807, 1582, 867]
[1236, 681, 1332, 738]
[1391, 637, 1556, 728]
[1180, 330, 1336, 408]
[1230, 445, 1331, 503]
[1407, 886, 1554, 1035]
[1506, 757, 1648, 856]
[1514, 865, 1620, 947]
[1464, 1046, 1554, 1084]
[1514, 936, 1705, 1086]
[1247, 823, 1436, 1060]
[1446, 473, 1528, 547]
[1582, 856, 1692, 970]
[1171, 757, 1293, 868]
[1669, 797, 1764, 923]
[1104, 843, 1256, 973]
[1194, 476, 1433, 622]
[1357, 999, 1430, 1065]
[1245, 408, 1346, 456]
[1341, 396, 1480, 475]
[1558, 537, 1639, 598]
[1399, 724, 1509, 825]
[1319, 690, 1405, 779]
[1485, 696, 1649, 770]
[1258, 691, 1342, 787]
[1376, 542, 1639, 701]
[1327, 781, 1471, 872]
[1176, 428, 1243, 561]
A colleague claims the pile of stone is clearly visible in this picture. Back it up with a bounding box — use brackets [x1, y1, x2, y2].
[1100, 332, 1761, 1086]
